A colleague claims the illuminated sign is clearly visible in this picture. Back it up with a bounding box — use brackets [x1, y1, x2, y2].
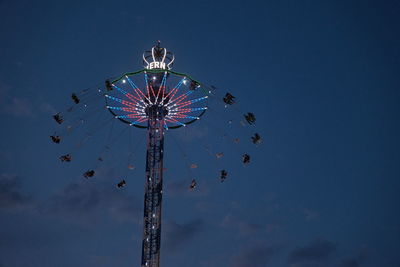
[143, 46, 174, 70]
[147, 61, 166, 70]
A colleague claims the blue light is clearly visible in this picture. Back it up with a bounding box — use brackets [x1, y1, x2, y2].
[112, 84, 128, 95]
[106, 95, 124, 103]
[108, 106, 124, 110]
[126, 76, 139, 90]
[190, 96, 208, 104]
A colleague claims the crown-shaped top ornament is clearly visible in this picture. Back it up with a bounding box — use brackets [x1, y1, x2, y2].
[143, 41, 175, 70]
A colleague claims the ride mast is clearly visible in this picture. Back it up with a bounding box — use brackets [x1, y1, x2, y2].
[141, 42, 171, 267]
[104, 41, 208, 267]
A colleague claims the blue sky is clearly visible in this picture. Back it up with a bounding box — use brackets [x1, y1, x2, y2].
[0, 0, 400, 266]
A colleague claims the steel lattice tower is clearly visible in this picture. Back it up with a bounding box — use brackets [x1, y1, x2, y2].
[104, 42, 208, 267]
[141, 99, 166, 266]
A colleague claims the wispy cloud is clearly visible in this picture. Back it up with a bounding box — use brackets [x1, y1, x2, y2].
[0, 173, 33, 211]
[0, 81, 10, 100]
[231, 244, 276, 267]
[340, 246, 368, 267]
[220, 211, 281, 238]
[303, 208, 319, 221]
[0, 171, 142, 225]
[2, 97, 34, 117]
[288, 238, 337, 267]
[41, 181, 142, 224]
[0, 80, 57, 117]
[340, 259, 359, 267]
[39, 102, 57, 115]
[163, 219, 204, 251]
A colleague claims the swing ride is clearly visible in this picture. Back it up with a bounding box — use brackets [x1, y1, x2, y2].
[50, 41, 262, 267]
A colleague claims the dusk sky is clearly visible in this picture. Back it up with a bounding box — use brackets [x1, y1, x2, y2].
[1, 1, 400, 267]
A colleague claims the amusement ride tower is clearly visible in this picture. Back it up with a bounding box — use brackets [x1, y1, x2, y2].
[104, 42, 208, 267]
